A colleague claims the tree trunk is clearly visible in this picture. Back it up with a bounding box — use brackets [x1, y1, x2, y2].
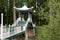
[13, 0, 16, 23]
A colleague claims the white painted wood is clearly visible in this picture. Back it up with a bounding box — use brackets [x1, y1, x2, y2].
[1, 13, 3, 40]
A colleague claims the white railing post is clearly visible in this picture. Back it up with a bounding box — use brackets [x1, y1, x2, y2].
[1, 13, 3, 40]
[9, 24, 11, 35]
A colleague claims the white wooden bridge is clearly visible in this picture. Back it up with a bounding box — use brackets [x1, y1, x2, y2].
[0, 13, 35, 40]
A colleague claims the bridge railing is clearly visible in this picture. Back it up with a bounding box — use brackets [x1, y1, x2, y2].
[0, 24, 24, 39]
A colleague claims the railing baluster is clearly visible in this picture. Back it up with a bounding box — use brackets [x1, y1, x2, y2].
[9, 24, 14, 35]
[21, 26, 23, 31]
[8, 25, 10, 36]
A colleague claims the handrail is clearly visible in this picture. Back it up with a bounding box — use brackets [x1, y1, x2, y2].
[12, 17, 25, 26]
[23, 16, 31, 30]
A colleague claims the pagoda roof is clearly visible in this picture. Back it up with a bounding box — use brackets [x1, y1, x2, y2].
[14, 5, 33, 12]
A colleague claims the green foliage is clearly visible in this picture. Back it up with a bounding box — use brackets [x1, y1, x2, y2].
[36, 25, 52, 40]
[35, 0, 60, 40]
